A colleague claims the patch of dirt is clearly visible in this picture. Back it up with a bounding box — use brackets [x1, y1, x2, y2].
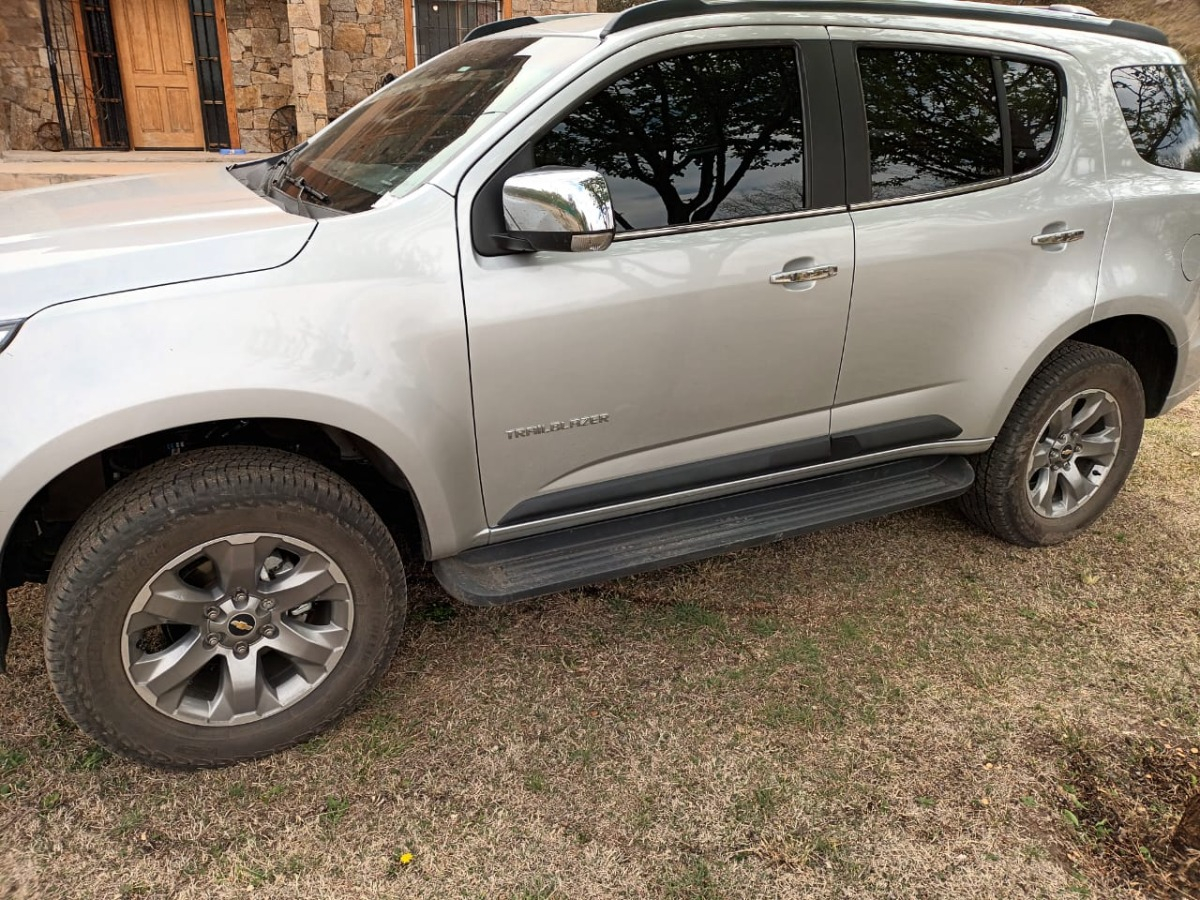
[1046, 730, 1200, 897]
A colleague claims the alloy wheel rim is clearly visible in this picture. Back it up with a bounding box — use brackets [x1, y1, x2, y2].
[1026, 389, 1122, 519]
[120, 532, 354, 727]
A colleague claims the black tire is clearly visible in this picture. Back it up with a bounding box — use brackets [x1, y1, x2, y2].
[958, 340, 1145, 547]
[43, 447, 406, 768]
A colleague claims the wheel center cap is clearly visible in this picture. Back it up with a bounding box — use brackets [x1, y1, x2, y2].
[1060, 445, 1075, 460]
[228, 613, 257, 636]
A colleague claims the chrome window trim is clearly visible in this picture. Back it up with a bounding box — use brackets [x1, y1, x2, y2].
[850, 175, 1013, 210]
[611, 204, 848, 242]
[481, 437, 994, 543]
[849, 144, 1061, 211]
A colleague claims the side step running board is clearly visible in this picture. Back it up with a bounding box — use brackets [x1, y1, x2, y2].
[433, 456, 974, 606]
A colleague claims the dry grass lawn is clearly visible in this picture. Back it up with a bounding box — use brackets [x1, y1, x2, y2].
[1, 397, 1199, 899]
[4, 1, 1200, 897]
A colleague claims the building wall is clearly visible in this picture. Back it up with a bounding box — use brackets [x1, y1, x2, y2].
[324, 0, 405, 120]
[0, 0, 597, 154]
[515, 0, 596, 15]
[226, 0, 293, 152]
[0, 1, 57, 152]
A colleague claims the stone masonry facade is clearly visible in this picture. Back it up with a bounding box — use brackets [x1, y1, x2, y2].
[0, 0, 58, 152]
[0, 0, 596, 153]
[226, 0, 293, 151]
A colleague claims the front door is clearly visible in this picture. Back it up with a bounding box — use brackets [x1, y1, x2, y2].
[111, 0, 205, 149]
[459, 33, 855, 530]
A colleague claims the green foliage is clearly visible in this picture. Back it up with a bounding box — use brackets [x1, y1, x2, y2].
[320, 795, 351, 826]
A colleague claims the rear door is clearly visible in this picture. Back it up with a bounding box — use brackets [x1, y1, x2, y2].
[827, 30, 1111, 443]
[458, 30, 856, 531]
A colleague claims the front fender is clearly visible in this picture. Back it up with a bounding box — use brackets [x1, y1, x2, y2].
[0, 186, 485, 560]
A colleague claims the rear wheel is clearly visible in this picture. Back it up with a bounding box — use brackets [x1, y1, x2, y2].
[959, 340, 1145, 546]
[44, 447, 406, 768]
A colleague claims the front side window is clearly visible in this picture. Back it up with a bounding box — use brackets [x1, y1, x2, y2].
[534, 45, 806, 232]
[858, 48, 1003, 201]
[1111, 65, 1200, 172]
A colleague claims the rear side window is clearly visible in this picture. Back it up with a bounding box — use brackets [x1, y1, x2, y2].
[1111, 65, 1200, 172]
[858, 48, 1003, 200]
[1003, 59, 1061, 174]
[856, 48, 1063, 201]
[535, 45, 806, 231]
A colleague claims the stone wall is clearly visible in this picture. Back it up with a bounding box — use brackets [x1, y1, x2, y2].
[225, 0, 415, 149]
[0, 0, 598, 154]
[515, 0, 596, 15]
[324, 0, 405, 120]
[226, 0, 293, 152]
[286, 0, 329, 139]
[0, 1, 57, 152]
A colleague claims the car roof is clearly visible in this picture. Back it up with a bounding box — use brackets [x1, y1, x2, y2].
[466, 0, 1169, 47]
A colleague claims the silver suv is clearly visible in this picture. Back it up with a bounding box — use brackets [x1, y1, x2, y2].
[2, 0, 1198, 767]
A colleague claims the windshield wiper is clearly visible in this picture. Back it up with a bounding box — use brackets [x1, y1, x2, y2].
[266, 147, 300, 191]
[280, 173, 330, 205]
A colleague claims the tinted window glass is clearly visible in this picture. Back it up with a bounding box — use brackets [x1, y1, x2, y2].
[283, 37, 592, 213]
[1111, 65, 1200, 172]
[535, 46, 805, 231]
[858, 48, 1003, 200]
[1003, 59, 1061, 174]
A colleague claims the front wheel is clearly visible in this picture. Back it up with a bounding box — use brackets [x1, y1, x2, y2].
[43, 447, 407, 768]
[958, 340, 1145, 547]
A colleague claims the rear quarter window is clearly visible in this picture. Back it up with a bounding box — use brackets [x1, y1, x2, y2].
[1111, 65, 1200, 172]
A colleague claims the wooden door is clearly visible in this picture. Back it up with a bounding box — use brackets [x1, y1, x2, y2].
[111, 0, 205, 149]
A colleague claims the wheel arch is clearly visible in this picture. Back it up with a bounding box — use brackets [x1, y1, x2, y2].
[988, 310, 1181, 441]
[1, 416, 441, 590]
[1067, 314, 1177, 418]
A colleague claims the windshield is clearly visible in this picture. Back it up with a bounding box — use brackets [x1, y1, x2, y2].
[281, 36, 594, 213]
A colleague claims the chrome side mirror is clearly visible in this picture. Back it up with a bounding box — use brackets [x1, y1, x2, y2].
[500, 167, 615, 253]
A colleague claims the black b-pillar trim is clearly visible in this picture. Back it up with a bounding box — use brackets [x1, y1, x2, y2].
[830, 39, 872, 206]
[798, 38, 845, 211]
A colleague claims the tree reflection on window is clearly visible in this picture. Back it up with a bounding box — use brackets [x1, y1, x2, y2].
[1112, 65, 1200, 173]
[859, 48, 1003, 201]
[1003, 60, 1061, 175]
[535, 46, 806, 231]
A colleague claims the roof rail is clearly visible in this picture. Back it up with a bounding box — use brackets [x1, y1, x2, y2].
[465, 13, 592, 42]
[464, 16, 541, 41]
[599, 0, 1169, 46]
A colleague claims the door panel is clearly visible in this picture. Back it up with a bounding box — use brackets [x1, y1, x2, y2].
[458, 30, 853, 530]
[828, 31, 1111, 441]
[465, 218, 855, 527]
[112, 0, 205, 149]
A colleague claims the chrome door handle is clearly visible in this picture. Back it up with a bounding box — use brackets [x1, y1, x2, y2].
[1031, 229, 1085, 247]
[769, 264, 838, 285]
